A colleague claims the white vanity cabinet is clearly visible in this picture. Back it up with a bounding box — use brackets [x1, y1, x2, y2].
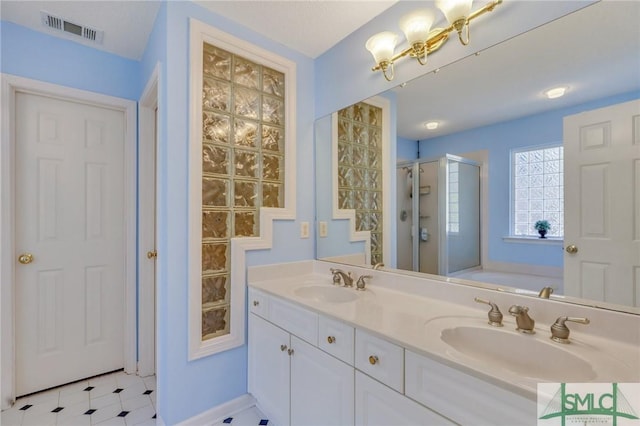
[248, 288, 354, 426]
[248, 286, 533, 425]
[248, 313, 291, 426]
[405, 350, 536, 424]
[355, 371, 454, 426]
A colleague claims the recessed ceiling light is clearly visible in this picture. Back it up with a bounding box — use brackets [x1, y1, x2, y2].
[545, 87, 567, 99]
[424, 121, 438, 130]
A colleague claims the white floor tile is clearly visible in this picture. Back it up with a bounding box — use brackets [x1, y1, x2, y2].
[124, 405, 155, 426]
[95, 416, 126, 426]
[59, 389, 89, 407]
[141, 377, 156, 391]
[121, 395, 152, 413]
[89, 383, 119, 400]
[1, 407, 24, 426]
[88, 402, 123, 425]
[58, 381, 90, 397]
[115, 373, 144, 389]
[118, 383, 147, 403]
[21, 410, 58, 426]
[56, 399, 91, 421]
[58, 413, 91, 425]
[90, 392, 121, 410]
[3, 371, 155, 426]
[131, 419, 155, 426]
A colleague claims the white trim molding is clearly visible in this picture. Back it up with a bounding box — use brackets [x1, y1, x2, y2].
[0, 74, 137, 409]
[331, 95, 392, 266]
[138, 64, 160, 377]
[188, 19, 297, 360]
[175, 394, 256, 426]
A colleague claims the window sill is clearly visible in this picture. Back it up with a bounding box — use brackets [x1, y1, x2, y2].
[502, 236, 564, 245]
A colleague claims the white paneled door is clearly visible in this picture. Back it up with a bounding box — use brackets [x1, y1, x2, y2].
[15, 92, 125, 396]
[564, 99, 640, 306]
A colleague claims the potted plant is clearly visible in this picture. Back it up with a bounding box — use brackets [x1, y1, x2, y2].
[534, 220, 551, 239]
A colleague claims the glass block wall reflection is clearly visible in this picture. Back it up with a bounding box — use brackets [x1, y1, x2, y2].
[337, 102, 383, 265]
[201, 42, 286, 340]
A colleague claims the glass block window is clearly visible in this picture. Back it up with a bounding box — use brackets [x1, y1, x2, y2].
[337, 102, 383, 265]
[201, 42, 285, 341]
[448, 161, 460, 233]
[512, 146, 564, 237]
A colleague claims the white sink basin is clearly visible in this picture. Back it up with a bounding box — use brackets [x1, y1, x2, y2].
[440, 325, 596, 382]
[294, 285, 358, 303]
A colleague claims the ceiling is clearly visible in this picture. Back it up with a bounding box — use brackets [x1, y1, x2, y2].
[393, 1, 640, 141]
[0, 1, 397, 60]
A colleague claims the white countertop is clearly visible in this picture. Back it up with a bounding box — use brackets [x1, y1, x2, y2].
[248, 261, 640, 401]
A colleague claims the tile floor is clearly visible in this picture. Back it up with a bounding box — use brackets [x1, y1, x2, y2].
[1, 371, 156, 426]
[211, 407, 270, 426]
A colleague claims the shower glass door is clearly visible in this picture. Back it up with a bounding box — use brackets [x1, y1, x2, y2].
[439, 155, 481, 275]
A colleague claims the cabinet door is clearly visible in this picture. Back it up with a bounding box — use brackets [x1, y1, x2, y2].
[355, 371, 453, 426]
[291, 336, 354, 426]
[248, 314, 291, 426]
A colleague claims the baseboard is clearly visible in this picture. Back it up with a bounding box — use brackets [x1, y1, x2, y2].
[483, 260, 563, 278]
[176, 394, 256, 426]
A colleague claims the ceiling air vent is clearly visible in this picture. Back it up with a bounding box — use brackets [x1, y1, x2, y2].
[40, 11, 104, 44]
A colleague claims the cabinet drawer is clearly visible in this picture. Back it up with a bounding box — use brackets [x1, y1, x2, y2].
[248, 287, 269, 318]
[269, 296, 318, 344]
[405, 350, 535, 424]
[355, 330, 404, 393]
[318, 316, 354, 365]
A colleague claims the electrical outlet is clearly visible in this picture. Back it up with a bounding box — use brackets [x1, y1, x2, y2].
[319, 221, 328, 237]
[300, 221, 310, 238]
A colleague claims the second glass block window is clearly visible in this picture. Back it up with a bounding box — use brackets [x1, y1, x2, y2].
[337, 102, 383, 265]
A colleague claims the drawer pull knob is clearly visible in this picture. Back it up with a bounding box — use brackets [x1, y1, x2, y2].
[288, 348, 295, 356]
[327, 336, 336, 344]
[253, 300, 260, 306]
[369, 355, 379, 365]
[280, 344, 287, 351]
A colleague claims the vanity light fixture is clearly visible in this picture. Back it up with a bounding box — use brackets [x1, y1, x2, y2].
[545, 86, 567, 99]
[366, 0, 502, 81]
[425, 121, 439, 130]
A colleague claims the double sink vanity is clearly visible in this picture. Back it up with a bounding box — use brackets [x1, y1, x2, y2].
[247, 260, 639, 425]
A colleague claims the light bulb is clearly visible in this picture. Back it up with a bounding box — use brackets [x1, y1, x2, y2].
[545, 87, 567, 99]
[435, 0, 473, 24]
[399, 9, 436, 46]
[365, 32, 399, 65]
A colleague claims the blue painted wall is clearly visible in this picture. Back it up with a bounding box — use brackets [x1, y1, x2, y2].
[1, 21, 140, 100]
[397, 137, 418, 162]
[152, 2, 315, 423]
[418, 91, 640, 268]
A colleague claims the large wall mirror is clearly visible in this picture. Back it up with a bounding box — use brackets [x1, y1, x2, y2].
[315, 1, 640, 313]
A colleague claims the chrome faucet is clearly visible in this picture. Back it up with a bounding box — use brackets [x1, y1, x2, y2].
[373, 263, 385, 270]
[508, 305, 535, 334]
[330, 268, 353, 287]
[550, 316, 590, 343]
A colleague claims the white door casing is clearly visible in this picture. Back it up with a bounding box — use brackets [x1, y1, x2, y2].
[563, 99, 640, 306]
[138, 64, 160, 377]
[0, 74, 137, 408]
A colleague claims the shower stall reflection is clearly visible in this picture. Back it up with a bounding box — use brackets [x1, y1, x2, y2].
[396, 154, 480, 276]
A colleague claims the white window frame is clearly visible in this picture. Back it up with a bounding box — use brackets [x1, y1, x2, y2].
[509, 143, 564, 241]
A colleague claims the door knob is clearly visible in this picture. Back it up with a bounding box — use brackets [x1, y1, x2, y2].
[18, 253, 34, 265]
[565, 244, 578, 254]
[147, 250, 157, 259]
